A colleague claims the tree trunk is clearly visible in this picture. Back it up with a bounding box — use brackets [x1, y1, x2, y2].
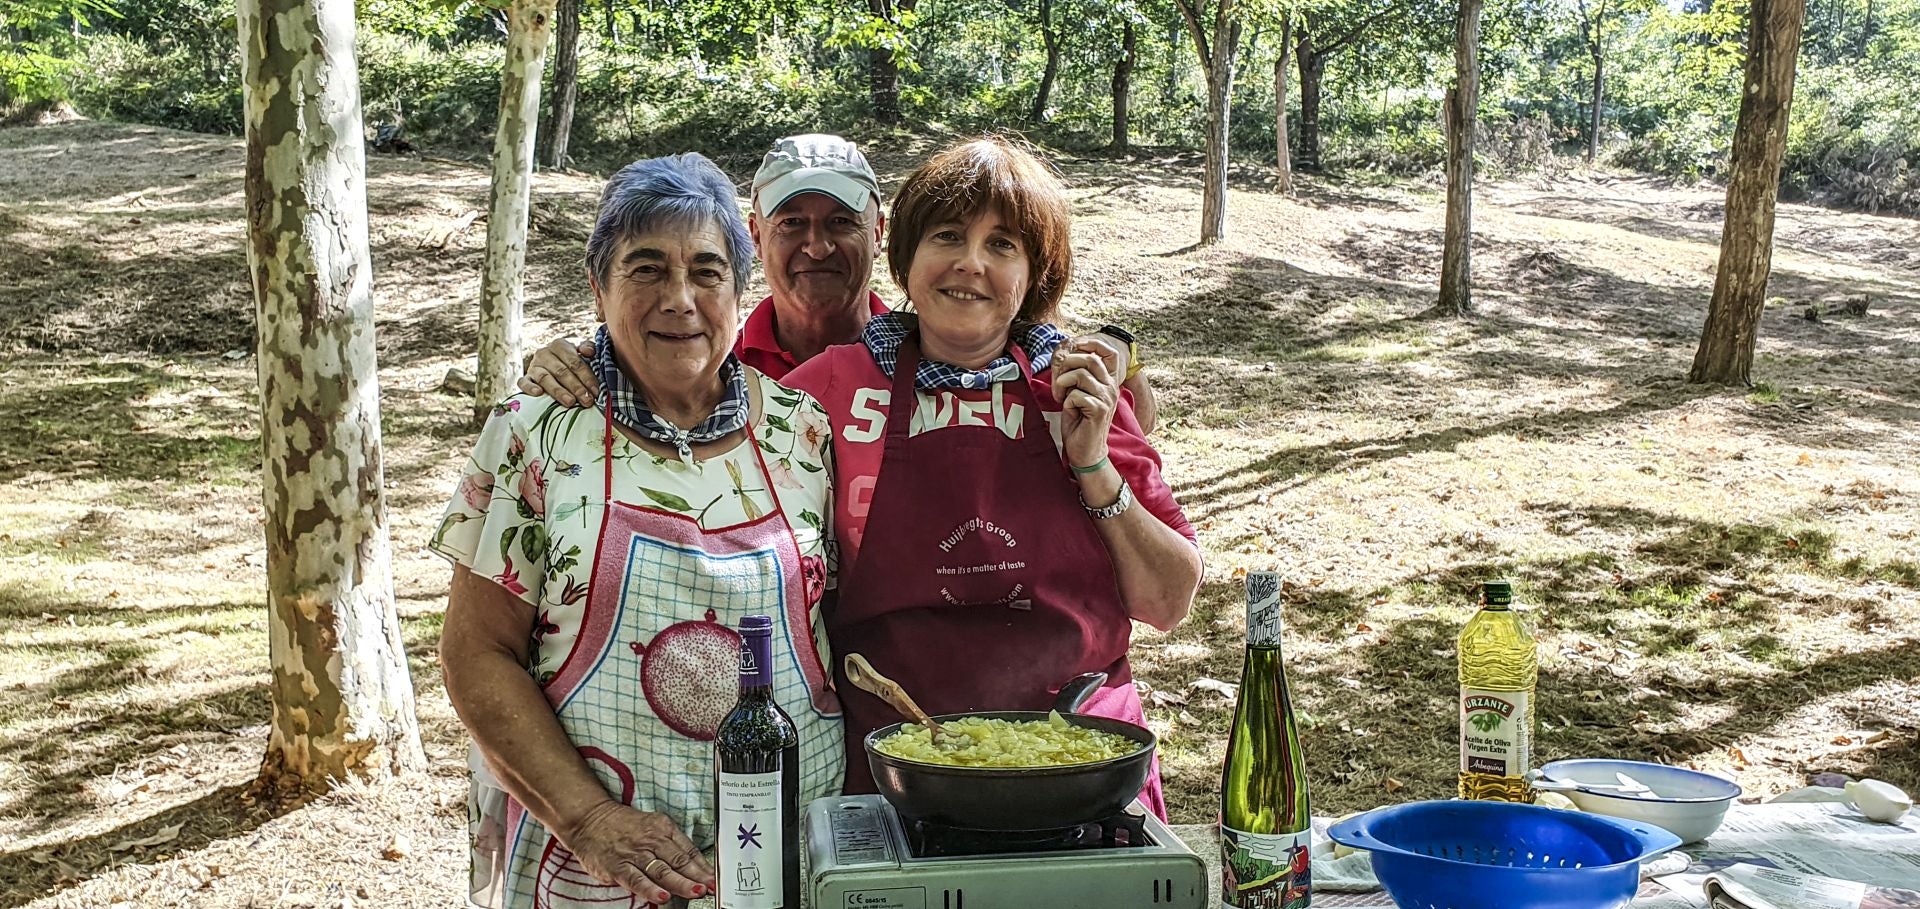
[1273, 19, 1294, 194]
[1296, 37, 1325, 171]
[1436, 0, 1484, 317]
[602, 0, 616, 42]
[1690, 0, 1807, 386]
[868, 0, 901, 124]
[1858, 0, 1873, 57]
[541, 0, 581, 170]
[475, 0, 559, 423]
[1200, 66, 1232, 243]
[1030, 0, 1059, 122]
[1588, 48, 1604, 161]
[1111, 19, 1136, 152]
[1178, 0, 1240, 244]
[870, 46, 900, 123]
[235, 0, 425, 791]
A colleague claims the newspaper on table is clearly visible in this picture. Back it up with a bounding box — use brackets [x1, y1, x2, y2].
[1636, 802, 1920, 909]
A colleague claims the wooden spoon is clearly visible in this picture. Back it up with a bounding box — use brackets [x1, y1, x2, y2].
[844, 653, 948, 737]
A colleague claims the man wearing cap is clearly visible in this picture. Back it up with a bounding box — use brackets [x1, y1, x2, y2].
[517, 134, 1157, 431]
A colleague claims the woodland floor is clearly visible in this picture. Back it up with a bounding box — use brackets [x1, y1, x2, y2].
[2, 120, 1917, 908]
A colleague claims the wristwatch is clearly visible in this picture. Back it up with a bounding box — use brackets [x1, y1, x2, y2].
[1098, 324, 1143, 382]
[1081, 478, 1135, 520]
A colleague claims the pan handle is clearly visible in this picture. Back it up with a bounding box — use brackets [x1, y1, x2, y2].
[1053, 672, 1109, 714]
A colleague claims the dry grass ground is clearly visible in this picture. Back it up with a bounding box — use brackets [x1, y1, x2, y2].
[2, 120, 1916, 908]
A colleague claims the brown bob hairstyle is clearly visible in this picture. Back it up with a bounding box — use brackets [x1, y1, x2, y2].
[886, 136, 1072, 326]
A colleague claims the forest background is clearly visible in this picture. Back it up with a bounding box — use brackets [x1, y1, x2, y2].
[4, 0, 1919, 213]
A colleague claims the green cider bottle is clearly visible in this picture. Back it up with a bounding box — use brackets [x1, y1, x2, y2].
[1220, 571, 1313, 909]
[1457, 580, 1539, 802]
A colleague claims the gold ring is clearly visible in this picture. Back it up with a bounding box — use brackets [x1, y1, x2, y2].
[644, 858, 671, 879]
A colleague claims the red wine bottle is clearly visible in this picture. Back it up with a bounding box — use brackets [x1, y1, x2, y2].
[714, 615, 800, 909]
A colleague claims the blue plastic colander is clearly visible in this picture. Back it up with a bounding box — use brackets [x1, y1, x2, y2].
[1328, 800, 1682, 909]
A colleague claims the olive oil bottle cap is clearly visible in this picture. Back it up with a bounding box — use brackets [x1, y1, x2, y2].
[1246, 571, 1283, 646]
[1481, 580, 1514, 607]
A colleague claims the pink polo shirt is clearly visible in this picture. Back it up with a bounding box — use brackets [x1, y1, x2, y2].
[734, 291, 892, 381]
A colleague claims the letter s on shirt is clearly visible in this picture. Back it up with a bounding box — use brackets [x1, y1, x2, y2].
[844, 387, 890, 444]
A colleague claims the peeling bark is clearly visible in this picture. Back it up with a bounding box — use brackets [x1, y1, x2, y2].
[236, 0, 425, 790]
[476, 0, 560, 424]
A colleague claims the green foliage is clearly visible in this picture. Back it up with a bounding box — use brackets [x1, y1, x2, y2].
[64, 33, 240, 134]
[1784, 64, 1920, 212]
[0, 42, 71, 105]
[11, 0, 1920, 214]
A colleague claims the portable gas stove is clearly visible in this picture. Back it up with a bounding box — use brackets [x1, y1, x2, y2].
[806, 794, 1206, 909]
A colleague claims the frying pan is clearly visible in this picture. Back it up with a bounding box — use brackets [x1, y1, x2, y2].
[859, 671, 1158, 831]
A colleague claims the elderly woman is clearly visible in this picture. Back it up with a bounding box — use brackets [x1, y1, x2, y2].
[781, 137, 1202, 818]
[433, 153, 842, 909]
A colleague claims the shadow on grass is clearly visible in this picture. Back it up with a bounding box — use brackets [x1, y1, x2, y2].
[0, 783, 285, 907]
[0, 361, 256, 486]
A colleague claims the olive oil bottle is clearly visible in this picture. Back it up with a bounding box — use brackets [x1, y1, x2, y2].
[1457, 580, 1538, 802]
[1220, 571, 1312, 908]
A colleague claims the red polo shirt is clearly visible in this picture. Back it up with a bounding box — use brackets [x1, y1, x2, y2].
[734, 291, 892, 381]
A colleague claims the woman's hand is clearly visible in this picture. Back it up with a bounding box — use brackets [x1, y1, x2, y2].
[561, 799, 716, 903]
[515, 337, 602, 406]
[1051, 337, 1124, 471]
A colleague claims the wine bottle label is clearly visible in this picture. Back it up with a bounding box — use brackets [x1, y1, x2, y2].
[1245, 571, 1283, 647]
[1220, 825, 1311, 909]
[717, 771, 783, 909]
[1460, 687, 1531, 777]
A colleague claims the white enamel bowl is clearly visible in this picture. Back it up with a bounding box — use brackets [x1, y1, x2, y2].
[1535, 759, 1743, 844]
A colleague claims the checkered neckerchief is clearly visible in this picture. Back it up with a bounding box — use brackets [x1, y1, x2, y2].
[862, 312, 1064, 390]
[591, 324, 751, 465]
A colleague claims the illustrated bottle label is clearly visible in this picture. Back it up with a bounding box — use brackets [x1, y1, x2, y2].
[1460, 687, 1531, 777]
[1221, 826, 1311, 909]
[1245, 571, 1283, 647]
[717, 771, 782, 909]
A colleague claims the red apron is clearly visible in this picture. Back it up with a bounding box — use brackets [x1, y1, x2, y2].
[829, 332, 1165, 819]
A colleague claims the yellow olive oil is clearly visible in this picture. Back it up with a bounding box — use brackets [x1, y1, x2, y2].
[1457, 580, 1538, 802]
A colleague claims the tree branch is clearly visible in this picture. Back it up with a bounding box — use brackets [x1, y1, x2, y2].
[1319, 0, 1411, 57]
[1172, 0, 1214, 69]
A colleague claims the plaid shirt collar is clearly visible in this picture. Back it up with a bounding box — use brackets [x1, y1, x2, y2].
[861, 311, 1064, 390]
[592, 324, 751, 465]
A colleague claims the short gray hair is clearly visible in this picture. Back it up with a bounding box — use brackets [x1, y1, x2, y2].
[586, 153, 753, 290]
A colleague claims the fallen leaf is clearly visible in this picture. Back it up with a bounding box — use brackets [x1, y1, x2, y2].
[1178, 711, 1201, 726]
[1384, 777, 1405, 793]
[1354, 622, 1374, 633]
[109, 822, 181, 853]
[1797, 453, 1814, 466]
[1149, 689, 1189, 707]
[1832, 734, 1854, 746]
[1728, 746, 1751, 768]
[1190, 678, 1240, 700]
[381, 833, 411, 861]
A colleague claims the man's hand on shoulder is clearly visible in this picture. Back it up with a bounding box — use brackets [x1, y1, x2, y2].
[517, 337, 601, 407]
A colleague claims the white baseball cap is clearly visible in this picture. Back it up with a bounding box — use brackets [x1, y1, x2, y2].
[751, 134, 881, 216]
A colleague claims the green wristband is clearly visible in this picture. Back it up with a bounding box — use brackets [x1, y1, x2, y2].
[1070, 455, 1110, 475]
